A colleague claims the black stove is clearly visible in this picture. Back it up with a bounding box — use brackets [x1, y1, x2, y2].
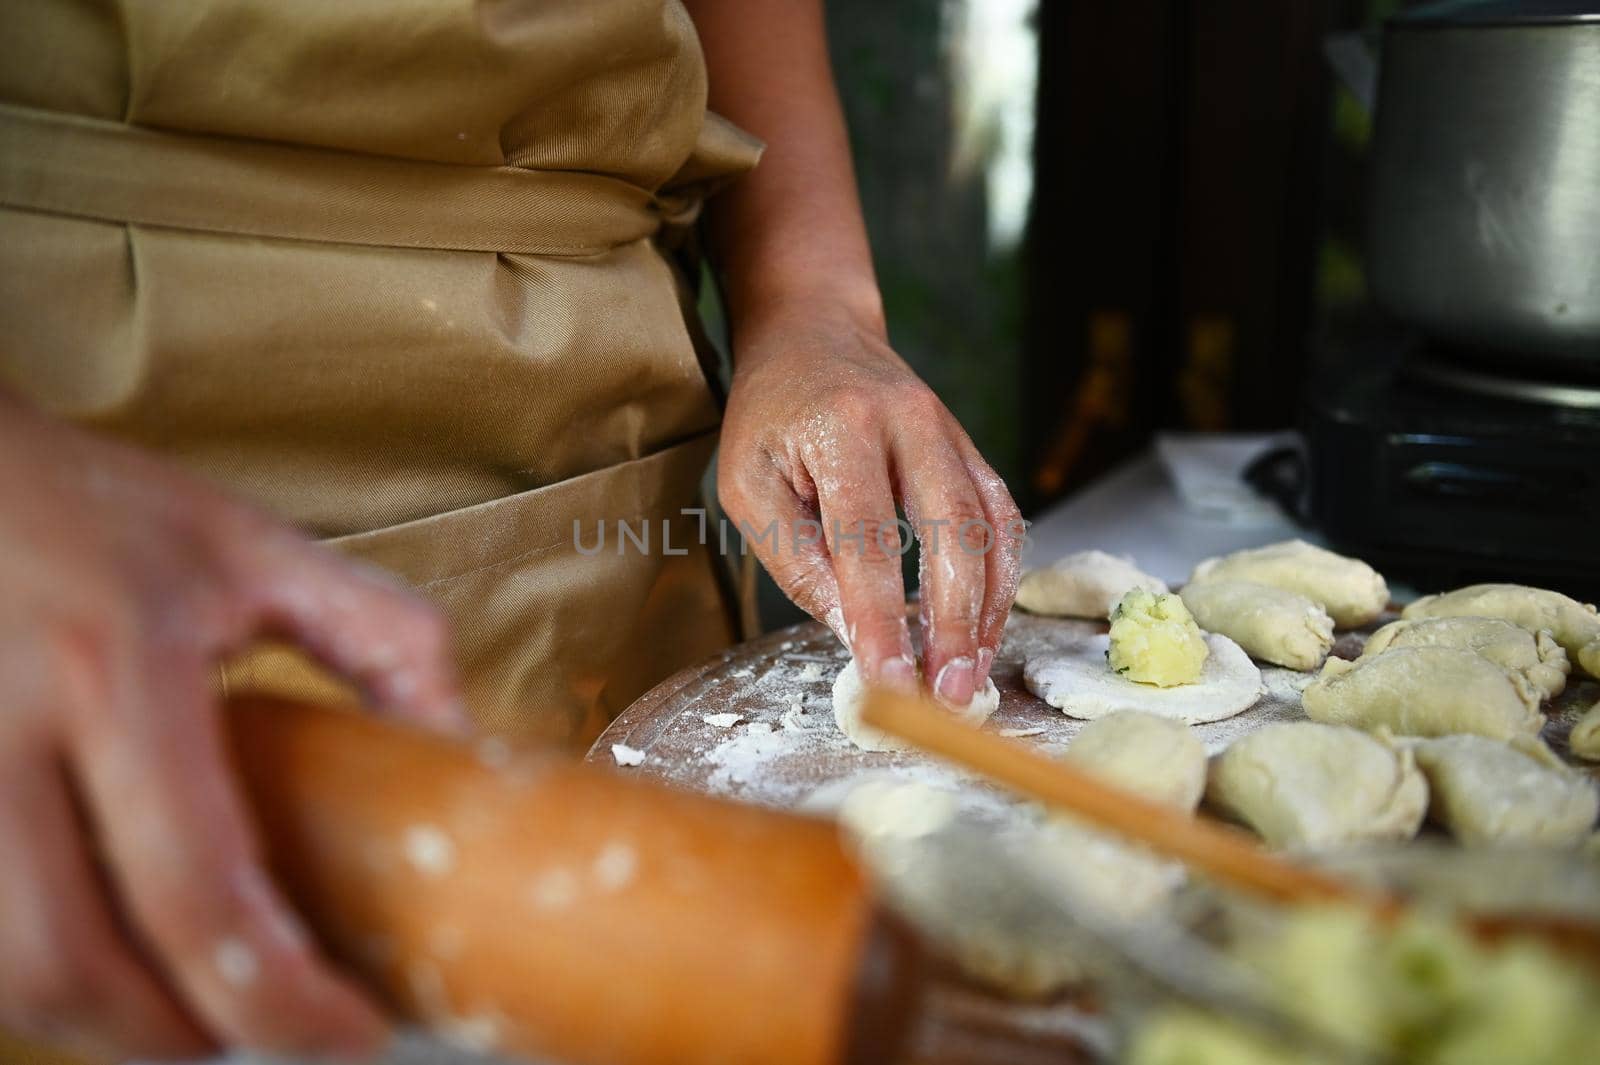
[1302, 331, 1600, 600]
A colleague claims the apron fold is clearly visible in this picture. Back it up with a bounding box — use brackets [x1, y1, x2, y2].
[225, 431, 733, 746]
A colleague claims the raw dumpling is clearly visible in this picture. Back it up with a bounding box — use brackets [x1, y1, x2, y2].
[1402, 583, 1600, 679]
[1187, 539, 1388, 628]
[1302, 647, 1543, 741]
[837, 781, 1177, 999]
[1061, 710, 1207, 811]
[831, 658, 999, 752]
[1360, 616, 1569, 700]
[1411, 735, 1598, 847]
[1018, 820, 1186, 925]
[1179, 580, 1335, 671]
[1016, 549, 1167, 619]
[1570, 701, 1600, 762]
[855, 715, 1206, 997]
[1205, 722, 1428, 849]
[1024, 632, 1263, 724]
[1008, 714, 1205, 987]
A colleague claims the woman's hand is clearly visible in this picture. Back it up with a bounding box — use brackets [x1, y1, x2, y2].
[718, 298, 1023, 706]
[687, 0, 1023, 703]
[0, 396, 465, 1061]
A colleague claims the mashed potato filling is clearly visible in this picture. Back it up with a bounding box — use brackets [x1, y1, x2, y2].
[1107, 588, 1209, 687]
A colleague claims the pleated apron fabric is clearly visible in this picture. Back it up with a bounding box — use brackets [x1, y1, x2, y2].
[0, 0, 763, 749]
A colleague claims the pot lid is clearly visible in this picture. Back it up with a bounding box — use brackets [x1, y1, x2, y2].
[1393, 0, 1600, 26]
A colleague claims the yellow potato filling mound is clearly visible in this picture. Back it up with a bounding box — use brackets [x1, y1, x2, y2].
[1107, 588, 1209, 687]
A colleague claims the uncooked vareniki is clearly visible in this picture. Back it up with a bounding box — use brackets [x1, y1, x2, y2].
[1205, 722, 1428, 849]
[1402, 583, 1600, 679]
[1061, 710, 1208, 811]
[1016, 549, 1167, 619]
[1411, 735, 1598, 848]
[1187, 539, 1388, 628]
[1360, 616, 1569, 700]
[832, 659, 999, 752]
[1302, 647, 1543, 741]
[886, 713, 1213, 998]
[1570, 700, 1600, 763]
[1019, 714, 1206, 973]
[838, 781, 1178, 999]
[1179, 580, 1334, 671]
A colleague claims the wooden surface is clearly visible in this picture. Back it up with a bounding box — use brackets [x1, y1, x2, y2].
[591, 609, 1598, 806]
[590, 612, 1332, 813]
[588, 608, 1600, 1062]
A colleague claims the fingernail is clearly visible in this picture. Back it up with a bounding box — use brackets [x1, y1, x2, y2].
[934, 656, 975, 707]
[879, 655, 919, 693]
[975, 646, 995, 685]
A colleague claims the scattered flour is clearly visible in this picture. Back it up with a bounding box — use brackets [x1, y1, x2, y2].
[702, 713, 743, 728]
[706, 721, 794, 792]
[611, 743, 647, 767]
[592, 841, 638, 891]
[1263, 667, 1316, 701]
[213, 938, 259, 987]
[630, 615, 1330, 816]
[403, 825, 457, 877]
[529, 867, 581, 911]
[780, 701, 815, 732]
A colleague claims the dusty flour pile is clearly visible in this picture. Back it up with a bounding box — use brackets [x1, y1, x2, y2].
[706, 721, 799, 790]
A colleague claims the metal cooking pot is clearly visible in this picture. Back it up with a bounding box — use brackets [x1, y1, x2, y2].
[1361, 1, 1600, 367]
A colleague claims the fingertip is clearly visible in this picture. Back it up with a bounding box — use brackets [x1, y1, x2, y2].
[421, 694, 475, 739]
[852, 614, 915, 688]
[876, 653, 919, 694]
[371, 671, 473, 738]
[823, 604, 848, 645]
[974, 645, 997, 688]
[932, 655, 976, 708]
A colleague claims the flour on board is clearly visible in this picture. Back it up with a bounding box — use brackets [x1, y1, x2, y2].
[611, 743, 647, 767]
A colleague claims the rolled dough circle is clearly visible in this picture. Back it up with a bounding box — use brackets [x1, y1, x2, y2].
[1023, 632, 1263, 724]
[832, 659, 1001, 752]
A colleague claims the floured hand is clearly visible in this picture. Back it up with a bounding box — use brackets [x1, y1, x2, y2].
[0, 394, 466, 1060]
[718, 300, 1024, 708]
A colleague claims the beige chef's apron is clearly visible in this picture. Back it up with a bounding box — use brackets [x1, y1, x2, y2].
[0, 0, 762, 750]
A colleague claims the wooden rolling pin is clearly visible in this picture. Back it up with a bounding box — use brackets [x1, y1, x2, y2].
[226, 697, 923, 1065]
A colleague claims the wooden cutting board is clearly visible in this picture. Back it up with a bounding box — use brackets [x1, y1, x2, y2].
[585, 609, 1600, 1061]
[586, 612, 1344, 811]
